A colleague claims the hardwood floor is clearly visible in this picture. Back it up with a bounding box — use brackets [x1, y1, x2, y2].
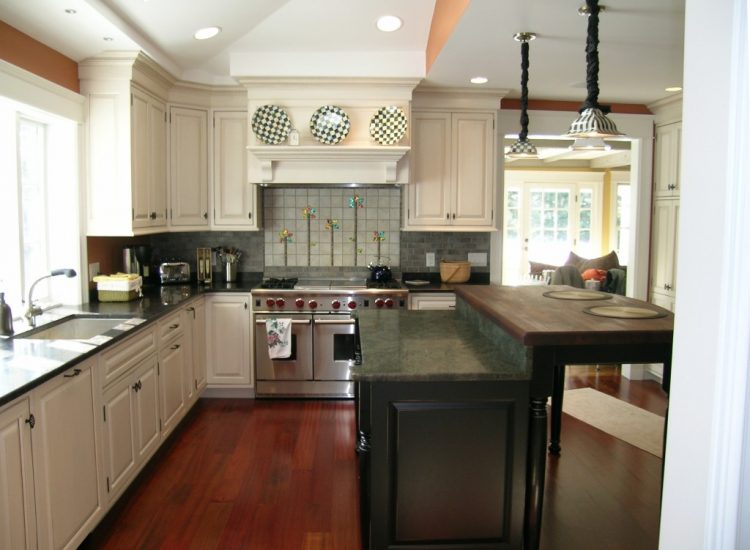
[84, 367, 666, 550]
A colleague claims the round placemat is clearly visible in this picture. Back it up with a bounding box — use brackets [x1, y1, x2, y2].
[543, 290, 613, 301]
[369, 105, 407, 145]
[310, 105, 350, 145]
[251, 105, 292, 145]
[583, 306, 668, 319]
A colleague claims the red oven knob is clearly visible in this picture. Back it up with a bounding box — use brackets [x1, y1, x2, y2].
[374, 298, 384, 308]
[275, 298, 285, 308]
[347, 300, 357, 309]
[331, 300, 341, 310]
[308, 300, 318, 309]
[295, 298, 305, 308]
[265, 298, 275, 308]
[385, 298, 394, 308]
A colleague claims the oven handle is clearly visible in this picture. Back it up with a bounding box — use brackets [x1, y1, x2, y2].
[313, 318, 356, 325]
[254, 319, 311, 325]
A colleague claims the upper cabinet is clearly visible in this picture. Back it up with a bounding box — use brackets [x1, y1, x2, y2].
[405, 95, 497, 231]
[169, 106, 209, 228]
[653, 122, 682, 198]
[80, 52, 173, 236]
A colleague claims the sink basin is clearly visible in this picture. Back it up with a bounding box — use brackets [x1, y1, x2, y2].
[20, 316, 131, 340]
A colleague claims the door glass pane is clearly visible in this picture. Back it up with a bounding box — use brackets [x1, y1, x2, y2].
[528, 189, 572, 265]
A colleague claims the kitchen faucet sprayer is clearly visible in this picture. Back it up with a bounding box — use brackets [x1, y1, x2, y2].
[25, 268, 77, 327]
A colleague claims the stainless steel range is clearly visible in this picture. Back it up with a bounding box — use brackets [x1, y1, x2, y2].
[253, 277, 406, 398]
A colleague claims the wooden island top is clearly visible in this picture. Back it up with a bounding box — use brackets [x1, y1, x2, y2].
[455, 284, 674, 347]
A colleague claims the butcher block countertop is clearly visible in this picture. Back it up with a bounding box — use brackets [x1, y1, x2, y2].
[454, 285, 674, 347]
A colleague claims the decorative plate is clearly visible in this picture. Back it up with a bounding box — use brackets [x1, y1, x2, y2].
[369, 105, 407, 145]
[310, 105, 350, 145]
[543, 290, 612, 301]
[583, 306, 669, 319]
[251, 105, 292, 145]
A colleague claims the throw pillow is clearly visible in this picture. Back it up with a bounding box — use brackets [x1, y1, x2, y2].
[579, 250, 621, 272]
[581, 268, 608, 282]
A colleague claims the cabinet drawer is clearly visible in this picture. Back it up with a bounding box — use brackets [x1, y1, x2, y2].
[100, 328, 157, 387]
[158, 311, 184, 344]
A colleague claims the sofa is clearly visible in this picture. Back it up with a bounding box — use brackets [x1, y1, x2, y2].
[529, 250, 627, 294]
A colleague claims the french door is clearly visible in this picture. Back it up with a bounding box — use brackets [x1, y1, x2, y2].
[502, 172, 603, 284]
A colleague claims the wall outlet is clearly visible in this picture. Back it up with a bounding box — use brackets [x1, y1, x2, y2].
[88, 262, 100, 280]
[425, 252, 435, 267]
[468, 253, 487, 267]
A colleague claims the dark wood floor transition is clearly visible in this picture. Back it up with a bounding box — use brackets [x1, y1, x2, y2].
[84, 366, 666, 550]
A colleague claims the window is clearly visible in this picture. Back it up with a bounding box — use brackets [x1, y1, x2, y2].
[614, 183, 631, 265]
[0, 97, 81, 315]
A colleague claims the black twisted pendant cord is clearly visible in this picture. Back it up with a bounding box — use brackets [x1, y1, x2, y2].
[519, 40, 530, 141]
[580, 0, 610, 114]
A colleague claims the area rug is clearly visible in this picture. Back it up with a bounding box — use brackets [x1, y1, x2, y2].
[561, 387, 665, 458]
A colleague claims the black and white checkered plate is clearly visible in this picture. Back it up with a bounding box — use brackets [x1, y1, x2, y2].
[369, 105, 407, 145]
[309, 105, 350, 145]
[251, 105, 292, 145]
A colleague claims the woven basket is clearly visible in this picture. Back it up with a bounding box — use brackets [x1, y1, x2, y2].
[439, 260, 471, 283]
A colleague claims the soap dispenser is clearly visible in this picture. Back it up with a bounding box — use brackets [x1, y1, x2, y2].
[0, 292, 13, 336]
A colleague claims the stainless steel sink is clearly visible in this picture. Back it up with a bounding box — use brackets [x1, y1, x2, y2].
[19, 316, 131, 340]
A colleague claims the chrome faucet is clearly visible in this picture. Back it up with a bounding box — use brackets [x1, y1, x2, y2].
[25, 269, 77, 327]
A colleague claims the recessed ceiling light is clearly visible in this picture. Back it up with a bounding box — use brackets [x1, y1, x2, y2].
[194, 26, 221, 40]
[64, 8, 76, 14]
[665, 86, 683, 93]
[377, 15, 402, 32]
[470, 76, 489, 85]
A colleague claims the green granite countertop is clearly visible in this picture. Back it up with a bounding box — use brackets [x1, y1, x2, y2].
[352, 309, 531, 382]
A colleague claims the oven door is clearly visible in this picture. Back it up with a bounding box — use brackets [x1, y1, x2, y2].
[313, 314, 357, 381]
[254, 314, 313, 380]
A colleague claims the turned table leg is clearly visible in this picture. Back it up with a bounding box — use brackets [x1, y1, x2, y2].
[548, 364, 565, 455]
[525, 396, 548, 550]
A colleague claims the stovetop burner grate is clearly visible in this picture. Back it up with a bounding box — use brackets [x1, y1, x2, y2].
[366, 280, 402, 289]
[259, 277, 298, 289]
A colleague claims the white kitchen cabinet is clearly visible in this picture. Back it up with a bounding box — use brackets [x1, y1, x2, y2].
[405, 111, 495, 231]
[213, 111, 261, 230]
[408, 292, 457, 310]
[653, 122, 682, 198]
[157, 311, 186, 439]
[31, 357, 103, 550]
[169, 106, 209, 227]
[101, 353, 160, 503]
[0, 396, 37, 550]
[649, 198, 680, 311]
[185, 297, 207, 401]
[80, 53, 173, 236]
[206, 293, 252, 386]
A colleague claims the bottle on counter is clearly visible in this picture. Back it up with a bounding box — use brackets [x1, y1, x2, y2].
[0, 292, 13, 336]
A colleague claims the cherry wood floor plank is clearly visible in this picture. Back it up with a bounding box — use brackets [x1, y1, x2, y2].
[86, 368, 666, 550]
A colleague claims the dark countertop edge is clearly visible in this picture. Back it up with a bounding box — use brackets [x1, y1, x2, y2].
[401, 271, 490, 292]
[350, 371, 528, 382]
[0, 275, 264, 408]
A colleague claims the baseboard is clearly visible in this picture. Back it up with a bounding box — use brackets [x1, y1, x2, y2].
[201, 386, 256, 398]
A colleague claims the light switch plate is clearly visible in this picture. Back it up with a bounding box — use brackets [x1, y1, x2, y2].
[468, 253, 487, 267]
[426, 252, 435, 267]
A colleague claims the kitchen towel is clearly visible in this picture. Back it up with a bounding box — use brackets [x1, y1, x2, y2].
[266, 318, 292, 359]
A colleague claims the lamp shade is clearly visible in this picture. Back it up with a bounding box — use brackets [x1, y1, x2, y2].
[506, 138, 539, 158]
[567, 108, 623, 138]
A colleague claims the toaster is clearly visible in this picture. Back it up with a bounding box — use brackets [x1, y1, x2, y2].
[158, 261, 190, 284]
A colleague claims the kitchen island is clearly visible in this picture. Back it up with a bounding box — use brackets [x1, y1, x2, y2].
[354, 285, 674, 550]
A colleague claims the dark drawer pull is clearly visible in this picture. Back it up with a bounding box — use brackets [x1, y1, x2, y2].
[169, 324, 179, 330]
[171, 344, 180, 350]
[64, 368, 82, 378]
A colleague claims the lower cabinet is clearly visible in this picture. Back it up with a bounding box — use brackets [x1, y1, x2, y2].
[206, 293, 252, 386]
[31, 358, 103, 550]
[158, 333, 186, 439]
[408, 292, 456, 310]
[0, 396, 37, 550]
[185, 297, 207, 402]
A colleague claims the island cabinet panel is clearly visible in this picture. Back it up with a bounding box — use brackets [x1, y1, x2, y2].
[365, 381, 528, 550]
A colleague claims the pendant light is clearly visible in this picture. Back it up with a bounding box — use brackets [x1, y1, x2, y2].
[566, 0, 624, 138]
[506, 32, 538, 159]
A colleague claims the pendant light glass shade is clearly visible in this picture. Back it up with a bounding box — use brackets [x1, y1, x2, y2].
[569, 137, 611, 151]
[566, 0, 624, 138]
[506, 32, 539, 159]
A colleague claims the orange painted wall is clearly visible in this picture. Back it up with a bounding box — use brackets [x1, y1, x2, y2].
[426, 0, 470, 73]
[0, 20, 79, 93]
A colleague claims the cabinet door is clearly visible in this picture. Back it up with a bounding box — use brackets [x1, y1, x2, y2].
[206, 294, 251, 385]
[191, 299, 208, 393]
[101, 376, 137, 502]
[159, 335, 186, 438]
[654, 122, 682, 198]
[32, 358, 102, 550]
[131, 89, 151, 229]
[408, 293, 457, 310]
[149, 99, 168, 227]
[650, 199, 680, 299]
[170, 107, 209, 227]
[213, 111, 259, 229]
[407, 112, 452, 227]
[133, 355, 160, 463]
[451, 112, 495, 226]
[0, 397, 37, 550]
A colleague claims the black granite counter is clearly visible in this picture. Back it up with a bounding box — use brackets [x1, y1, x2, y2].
[0, 273, 263, 407]
[351, 308, 531, 382]
[401, 271, 490, 293]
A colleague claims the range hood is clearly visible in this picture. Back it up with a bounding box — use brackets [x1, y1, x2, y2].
[236, 77, 420, 185]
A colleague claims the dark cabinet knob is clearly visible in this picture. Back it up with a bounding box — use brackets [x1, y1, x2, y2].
[150, 211, 157, 220]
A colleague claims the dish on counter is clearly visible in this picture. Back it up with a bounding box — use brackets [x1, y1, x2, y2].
[309, 105, 350, 144]
[543, 290, 613, 301]
[251, 105, 292, 145]
[583, 305, 668, 319]
[369, 105, 407, 145]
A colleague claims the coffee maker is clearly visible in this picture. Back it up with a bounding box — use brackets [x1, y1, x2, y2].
[122, 245, 152, 280]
